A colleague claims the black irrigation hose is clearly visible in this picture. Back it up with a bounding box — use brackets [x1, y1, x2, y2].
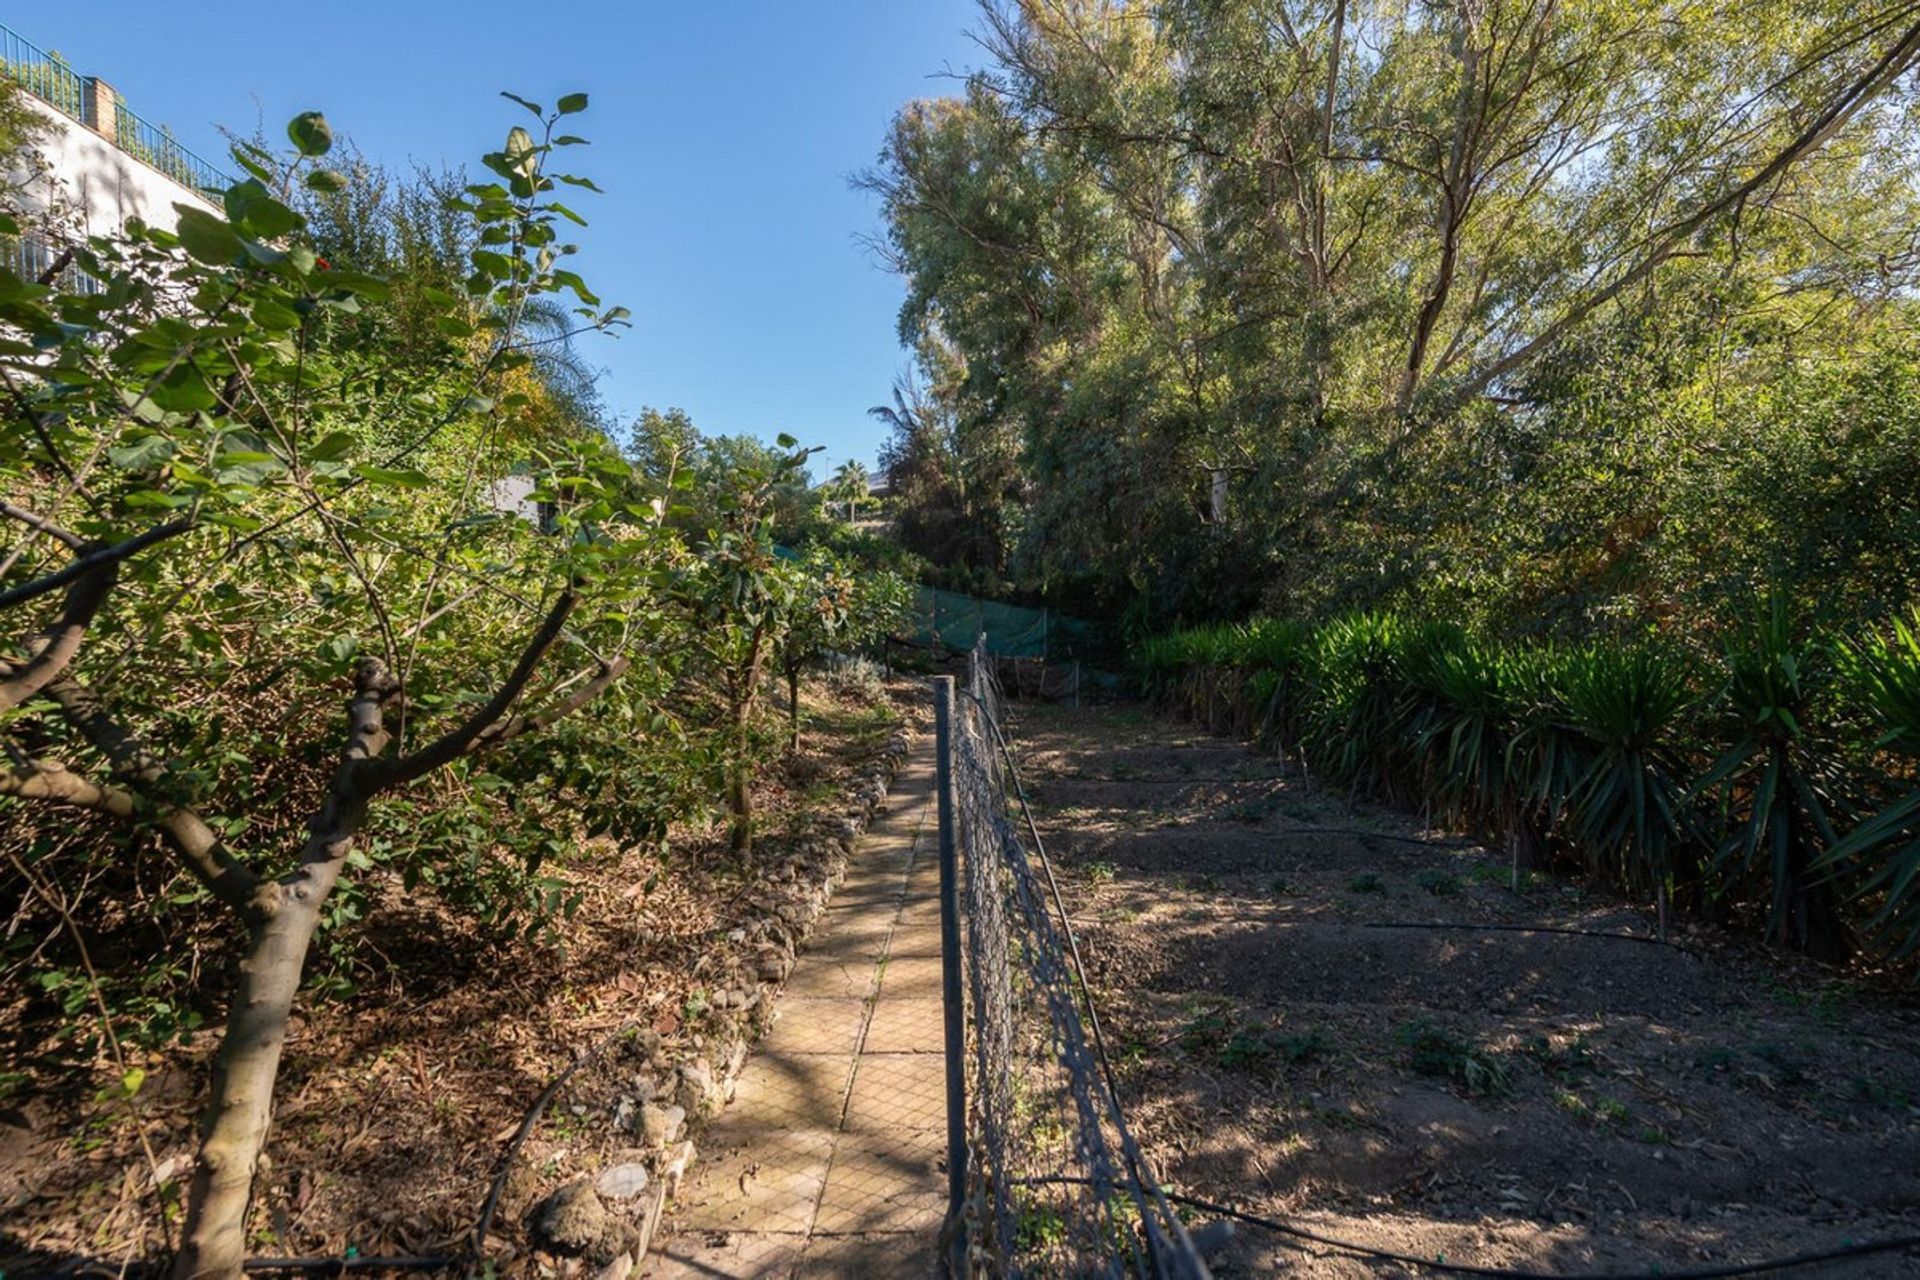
[464, 1020, 643, 1280]
[1360, 920, 1697, 953]
[243, 1257, 458, 1275]
[999, 699, 1917, 1279]
[1022, 1176, 1920, 1280]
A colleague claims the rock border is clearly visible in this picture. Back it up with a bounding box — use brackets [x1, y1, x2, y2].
[526, 723, 914, 1277]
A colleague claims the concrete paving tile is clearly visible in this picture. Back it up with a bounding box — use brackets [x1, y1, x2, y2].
[782, 953, 876, 1000]
[676, 1127, 834, 1233]
[862, 997, 946, 1054]
[646, 1230, 808, 1278]
[876, 954, 945, 998]
[798, 1230, 941, 1279]
[727, 1053, 855, 1129]
[843, 1053, 949, 1133]
[759, 998, 869, 1057]
[806, 917, 893, 962]
[883, 921, 944, 960]
[813, 1128, 947, 1235]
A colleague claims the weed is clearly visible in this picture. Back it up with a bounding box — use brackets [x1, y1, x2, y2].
[1224, 800, 1268, 824]
[1268, 875, 1301, 898]
[1085, 860, 1117, 885]
[1752, 1040, 1815, 1089]
[1525, 1033, 1599, 1079]
[1347, 872, 1386, 894]
[1414, 869, 1462, 896]
[1594, 1096, 1630, 1124]
[1395, 1020, 1513, 1096]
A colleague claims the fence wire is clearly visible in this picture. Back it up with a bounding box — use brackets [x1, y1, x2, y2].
[950, 642, 1209, 1279]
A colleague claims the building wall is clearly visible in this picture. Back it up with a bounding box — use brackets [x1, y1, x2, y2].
[13, 94, 217, 239]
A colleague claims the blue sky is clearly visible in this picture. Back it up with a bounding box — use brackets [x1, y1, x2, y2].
[31, 2, 983, 477]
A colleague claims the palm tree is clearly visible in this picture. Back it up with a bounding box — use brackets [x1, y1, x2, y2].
[830, 459, 870, 521]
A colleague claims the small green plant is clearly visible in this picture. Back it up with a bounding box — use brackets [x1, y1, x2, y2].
[1224, 799, 1268, 824]
[1525, 1033, 1599, 1078]
[1268, 875, 1301, 897]
[1414, 869, 1462, 896]
[1396, 1020, 1513, 1096]
[1085, 860, 1117, 884]
[1347, 871, 1386, 894]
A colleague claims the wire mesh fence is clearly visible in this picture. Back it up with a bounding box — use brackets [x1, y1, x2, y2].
[944, 641, 1209, 1278]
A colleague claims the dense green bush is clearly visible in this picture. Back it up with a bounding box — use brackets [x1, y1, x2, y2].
[1139, 607, 1920, 963]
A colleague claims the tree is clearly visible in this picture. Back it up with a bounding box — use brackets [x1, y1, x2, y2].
[0, 94, 638, 1279]
[868, 0, 1920, 626]
[827, 459, 869, 522]
[673, 435, 813, 854]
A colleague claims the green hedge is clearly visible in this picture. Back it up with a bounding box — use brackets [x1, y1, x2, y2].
[1137, 605, 1920, 963]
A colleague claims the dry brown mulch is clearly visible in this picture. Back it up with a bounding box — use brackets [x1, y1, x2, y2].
[0, 677, 922, 1277]
[1014, 701, 1920, 1279]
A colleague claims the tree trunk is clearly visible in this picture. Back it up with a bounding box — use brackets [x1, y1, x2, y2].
[173, 803, 364, 1280]
[728, 697, 753, 856]
[787, 664, 801, 754]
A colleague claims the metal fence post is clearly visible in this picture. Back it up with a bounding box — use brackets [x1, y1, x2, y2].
[932, 675, 968, 1277]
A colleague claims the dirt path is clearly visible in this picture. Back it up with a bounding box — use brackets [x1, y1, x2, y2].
[1012, 701, 1920, 1278]
[646, 745, 946, 1279]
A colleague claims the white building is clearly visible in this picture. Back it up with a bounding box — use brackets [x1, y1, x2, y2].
[3, 24, 223, 278]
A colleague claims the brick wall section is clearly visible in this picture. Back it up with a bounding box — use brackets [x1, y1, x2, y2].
[79, 76, 117, 139]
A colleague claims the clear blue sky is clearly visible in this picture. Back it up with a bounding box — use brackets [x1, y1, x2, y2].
[28, 2, 983, 477]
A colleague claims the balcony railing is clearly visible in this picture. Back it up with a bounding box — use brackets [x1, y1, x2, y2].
[0, 21, 231, 200]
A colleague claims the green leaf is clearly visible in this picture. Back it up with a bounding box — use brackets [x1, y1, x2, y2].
[320, 269, 392, 302]
[557, 174, 604, 192]
[548, 201, 588, 227]
[305, 168, 349, 193]
[287, 111, 334, 157]
[251, 298, 302, 331]
[354, 464, 431, 488]
[308, 430, 356, 462]
[557, 92, 589, 115]
[172, 207, 244, 265]
[109, 435, 177, 471]
[236, 196, 302, 239]
[550, 269, 599, 306]
[500, 92, 545, 117]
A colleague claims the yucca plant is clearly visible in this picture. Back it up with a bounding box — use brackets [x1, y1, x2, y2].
[1695, 597, 1848, 957]
[1402, 628, 1520, 835]
[1557, 643, 1699, 936]
[1300, 612, 1416, 801]
[1243, 617, 1311, 751]
[1826, 608, 1920, 960]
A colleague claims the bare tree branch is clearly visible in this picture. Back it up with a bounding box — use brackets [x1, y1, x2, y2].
[375, 591, 578, 789]
[0, 517, 196, 613]
[0, 561, 117, 713]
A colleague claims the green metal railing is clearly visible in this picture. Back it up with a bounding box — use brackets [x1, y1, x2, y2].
[0, 21, 231, 200]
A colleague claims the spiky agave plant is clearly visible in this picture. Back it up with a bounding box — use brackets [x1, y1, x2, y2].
[1558, 643, 1700, 936]
[1826, 607, 1920, 960]
[1695, 597, 1848, 957]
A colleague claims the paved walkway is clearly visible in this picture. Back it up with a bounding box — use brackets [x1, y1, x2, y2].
[647, 747, 947, 1279]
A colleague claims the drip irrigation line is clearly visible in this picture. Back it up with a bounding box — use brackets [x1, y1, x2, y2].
[1360, 920, 1697, 952]
[1020, 1176, 1920, 1279]
[464, 1019, 643, 1280]
[243, 1257, 458, 1275]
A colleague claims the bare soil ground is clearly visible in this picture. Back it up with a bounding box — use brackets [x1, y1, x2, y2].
[0, 678, 922, 1277]
[1012, 700, 1920, 1278]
